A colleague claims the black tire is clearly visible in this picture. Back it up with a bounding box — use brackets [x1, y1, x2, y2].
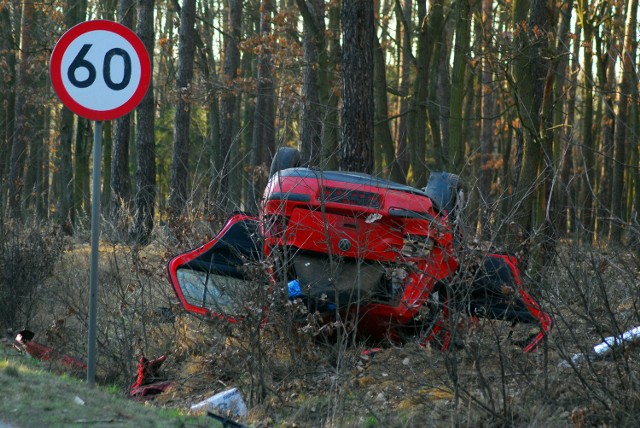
[270, 147, 302, 177]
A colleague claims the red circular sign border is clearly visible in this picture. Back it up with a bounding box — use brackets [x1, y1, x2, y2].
[50, 20, 151, 121]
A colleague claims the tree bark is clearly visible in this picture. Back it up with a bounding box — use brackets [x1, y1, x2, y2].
[511, 0, 550, 237]
[448, 0, 471, 173]
[394, 0, 412, 182]
[552, 0, 574, 236]
[427, 0, 446, 170]
[0, 5, 16, 218]
[130, 0, 156, 245]
[219, 0, 242, 212]
[578, 0, 596, 242]
[247, 0, 276, 213]
[168, 0, 197, 219]
[408, 0, 428, 186]
[373, 34, 403, 182]
[596, 7, 619, 241]
[340, 0, 374, 173]
[111, 0, 135, 222]
[8, 0, 35, 220]
[321, 1, 341, 170]
[201, 0, 221, 208]
[298, 0, 324, 169]
[610, 0, 638, 243]
[479, 0, 494, 237]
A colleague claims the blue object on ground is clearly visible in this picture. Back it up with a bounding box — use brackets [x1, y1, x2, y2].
[288, 279, 302, 300]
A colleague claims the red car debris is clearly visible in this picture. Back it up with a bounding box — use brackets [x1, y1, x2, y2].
[167, 148, 551, 352]
[14, 329, 87, 371]
[129, 355, 172, 398]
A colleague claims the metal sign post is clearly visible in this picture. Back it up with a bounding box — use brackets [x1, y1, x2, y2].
[87, 120, 102, 386]
[50, 20, 150, 386]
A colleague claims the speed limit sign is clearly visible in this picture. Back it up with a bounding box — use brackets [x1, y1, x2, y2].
[50, 20, 152, 387]
[50, 20, 151, 121]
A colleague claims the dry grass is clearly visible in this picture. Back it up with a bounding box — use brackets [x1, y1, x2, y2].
[6, 224, 640, 427]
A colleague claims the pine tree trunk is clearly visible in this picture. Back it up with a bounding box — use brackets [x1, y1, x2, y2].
[408, 0, 428, 187]
[0, 6, 16, 218]
[479, 0, 495, 238]
[321, 2, 341, 170]
[111, 0, 135, 222]
[394, 0, 412, 182]
[247, 0, 276, 213]
[168, 0, 196, 219]
[201, 0, 221, 209]
[219, 0, 242, 212]
[597, 10, 619, 241]
[579, 0, 595, 242]
[340, 0, 374, 173]
[448, 0, 471, 173]
[298, 0, 324, 169]
[130, 0, 156, 245]
[610, 0, 638, 243]
[102, 121, 112, 212]
[511, 0, 550, 238]
[552, 0, 574, 236]
[8, 0, 35, 220]
[373, 34, 403, 182]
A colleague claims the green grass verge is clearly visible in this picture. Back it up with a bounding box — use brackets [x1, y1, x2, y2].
[0, 346, 219, 428]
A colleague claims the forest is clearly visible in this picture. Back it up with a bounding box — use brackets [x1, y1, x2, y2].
[1, 0, 638, 250]
[3, 0, 640, 426]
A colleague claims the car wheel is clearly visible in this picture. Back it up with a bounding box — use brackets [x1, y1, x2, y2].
[270, 147, 302, 177]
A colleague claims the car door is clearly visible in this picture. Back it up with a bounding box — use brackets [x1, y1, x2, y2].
[167, 214, 263, 321]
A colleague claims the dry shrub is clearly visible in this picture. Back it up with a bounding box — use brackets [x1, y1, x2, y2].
[34, 238, 183, 388]
[0, 222, 64, 333]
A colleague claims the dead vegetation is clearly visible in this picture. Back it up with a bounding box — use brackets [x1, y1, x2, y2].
[3, 221, 640, 427]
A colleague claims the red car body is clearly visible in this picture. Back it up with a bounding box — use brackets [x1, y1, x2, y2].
[168, 167, 551, 352]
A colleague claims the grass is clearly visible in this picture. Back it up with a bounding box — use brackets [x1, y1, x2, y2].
[0, 346, 219, 428]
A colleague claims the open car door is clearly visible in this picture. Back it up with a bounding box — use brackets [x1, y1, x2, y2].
[167, 214, 263, 321]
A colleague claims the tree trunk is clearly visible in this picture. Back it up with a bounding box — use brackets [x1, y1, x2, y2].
[0, 5, 16, 218]
[168, 0, 196, 219]
[511, 0, 550, 237]
[201, 0, 221, 208]
[74, 119, 91, 219]
[448, 0, 471, 173]
[111, 0, 135, 222]
[610, 0, 638, 243]
[130, 0, 156, 245]
[479, 0, 494, 238]
[321, 1, 341, 170]
[373, 34, 403, 182]
[597, 8, 620, 242]
[247, 0, 276, 213]
[552, 0, 574, 236]
[219, 0, 242, 212]
[394, 0, 412, 182]
[340, 0, 374, 173]
[102, 121, 112, 212]
[8, 0, 35, 220]
[578, 0, 596, 242]
[433, 2, 451, 169]
[298, 0, 324, 169]
[408, 0, 428, 186]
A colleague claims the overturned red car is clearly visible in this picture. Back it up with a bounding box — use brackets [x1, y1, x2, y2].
[168, 148, 551, 352]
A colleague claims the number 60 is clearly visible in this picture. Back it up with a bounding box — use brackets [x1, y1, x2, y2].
[68, 43, 132, 91]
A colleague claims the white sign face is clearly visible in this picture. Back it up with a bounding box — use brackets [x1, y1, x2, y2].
[51, 20, 150, 121]
[60, 30, 142, 111]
